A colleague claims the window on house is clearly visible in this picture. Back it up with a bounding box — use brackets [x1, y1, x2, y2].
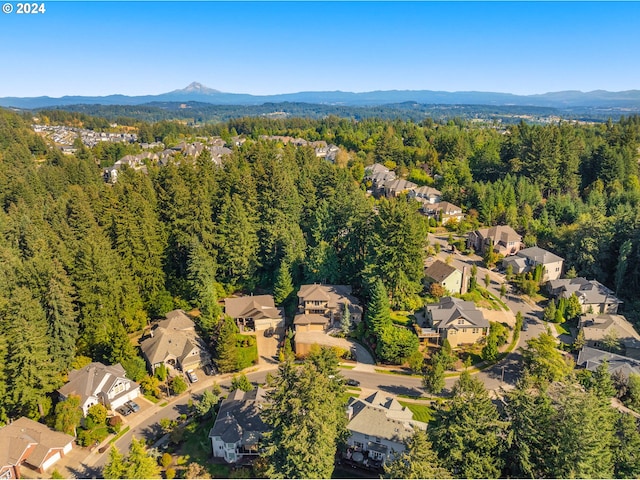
[472, 328, 479, 334]
[462, 328, 467, 333]
[112, 382, 126, 395]
[457, 319, 464, 324]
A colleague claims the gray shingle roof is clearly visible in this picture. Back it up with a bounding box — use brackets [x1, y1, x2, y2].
[208, 388, 268, 444]
[140, 310, 209, 367]
[347, 391, 426, 443]
[224, 295, 283, 321]
[424, 297, 489, 330]
[577, 346, 640, 378]
[57, 362, 136, 410]
[548, 278, 622, 306]
[518, 246, 564, 264]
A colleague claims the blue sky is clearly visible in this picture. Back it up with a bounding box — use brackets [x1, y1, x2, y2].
[1, 2, 638, 97]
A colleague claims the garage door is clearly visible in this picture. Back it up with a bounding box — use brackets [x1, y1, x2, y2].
[41, 451, 61, 472]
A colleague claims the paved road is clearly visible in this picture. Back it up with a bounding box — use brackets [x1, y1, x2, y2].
[74, 235, 551, 476]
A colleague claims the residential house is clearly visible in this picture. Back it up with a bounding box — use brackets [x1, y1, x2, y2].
[345, 391, 428, 467]
[57, 362, 140, 416]
[0, 417, 74, 477]
[364, 163, 396, 196]
[408, 185, 441, 204]
[579, 313, 640, 360]
[502, 246, 564, 282]
[547, 277, 622, 314]
[294, 284, 362, 333]
[140, 309, 212, 374]
[467, 225, 523, 256]
[420, 296, 489, 347]
[208, 388, 269, 464]
[422, 201, 465, 225]
[293, 284, 362, 355]
[224, 295, 284, 332]
[577, 346, 640, 379]
[424, 260, 464, 295]
[384, 179, 417, 198]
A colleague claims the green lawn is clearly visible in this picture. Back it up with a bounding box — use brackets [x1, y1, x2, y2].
[339, 364, 355, 370]
[178, 419, 230, 478]
[398, 401, 434, 423]
[144, 393, 160, 404]
[391, 311, 415, 326]
[109, 426, 130, 444]
[237, 341, 258, 370]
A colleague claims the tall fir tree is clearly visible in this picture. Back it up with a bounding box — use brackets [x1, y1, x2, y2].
[260, 358, 347, 479]
[272, 261, 294, 306]
[365, 279, 392, 337]
[430, 371, 507, 478]
[44, 259, 78, 373]
[213, 316, 239, 374]
[384, 428, 451, 479]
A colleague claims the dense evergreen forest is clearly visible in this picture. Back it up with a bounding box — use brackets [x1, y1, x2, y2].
[36, 101, 624, 126]
[2, 108, 640, 476]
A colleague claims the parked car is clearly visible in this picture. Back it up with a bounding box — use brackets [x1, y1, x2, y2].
[264, 327, 275, 337]
[116, 405, 132, 416]
[125, 400, 140, 412]
[346, 378, 360, 387]
[186, 369, 198, 383]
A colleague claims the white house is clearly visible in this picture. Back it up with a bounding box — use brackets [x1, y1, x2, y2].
[57, 362, 140, 416]
[345, 391, 427, 466]
[208, 388, 269, 463]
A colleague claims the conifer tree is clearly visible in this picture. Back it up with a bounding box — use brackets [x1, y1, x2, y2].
[272, 261, 293, 306]
[213, 317, 239, 373]
[365, 279, 392, 337]
[340, 303, 351, 336]
[2, 286, 58, 418]
[44, 259, 78, 373]
[384, 428, 451, 479]
[430, 371, 507, 478]
[261, 357, 347, 479]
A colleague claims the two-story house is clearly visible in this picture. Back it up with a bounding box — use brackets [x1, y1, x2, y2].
[140, 309, 212, 374]
[547, 277, 622, 314]
[408, 185, 441, 204]
[502, 246, 564, 282]
[579, 313, 640, 359]
[420, 297, 489, 348]
[345, 391, 428, 467]
[57, 362, 140, 416]
[424, 260, 465, 295]
[208, 388, 269, 464]
[467, 225, 523, 256]
[293, 284, 362, 333]
[422, 201, 465, 225]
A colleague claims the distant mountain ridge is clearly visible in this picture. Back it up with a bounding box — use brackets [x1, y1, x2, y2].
[2, 82, 640, 109]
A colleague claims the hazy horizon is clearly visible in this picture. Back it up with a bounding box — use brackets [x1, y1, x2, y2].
[1, 2, 638, 98]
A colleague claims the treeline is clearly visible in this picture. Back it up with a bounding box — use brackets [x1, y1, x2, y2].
[34, 101, 590, 125]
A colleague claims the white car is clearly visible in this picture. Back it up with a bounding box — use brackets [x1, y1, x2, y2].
[186, 369, 198, 383]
